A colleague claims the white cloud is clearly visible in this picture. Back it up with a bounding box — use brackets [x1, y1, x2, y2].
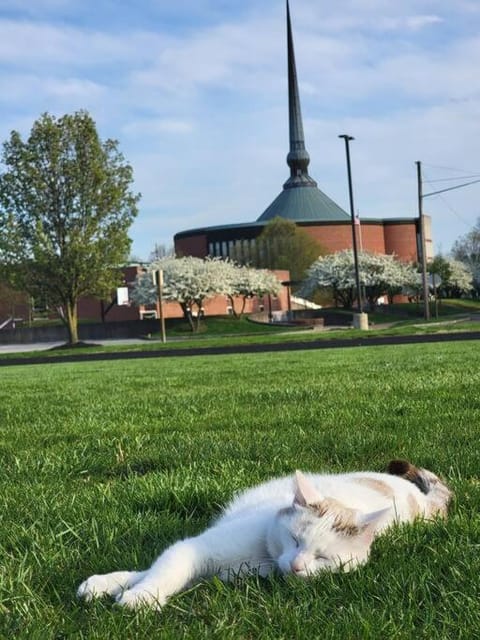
[0, 0, 478, 259]
[123, 119, 194, 136]
[0, 19, 163, 67]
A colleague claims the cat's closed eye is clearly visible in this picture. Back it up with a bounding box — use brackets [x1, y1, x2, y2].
[314, 552, 328, 560]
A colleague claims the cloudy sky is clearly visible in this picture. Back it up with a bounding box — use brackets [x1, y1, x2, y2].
[1, 0, 479, 259]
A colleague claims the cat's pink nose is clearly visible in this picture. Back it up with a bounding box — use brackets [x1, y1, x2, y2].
[290, 559, 304, 573]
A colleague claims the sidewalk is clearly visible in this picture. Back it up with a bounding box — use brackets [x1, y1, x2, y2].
[0, 338, 147, 354]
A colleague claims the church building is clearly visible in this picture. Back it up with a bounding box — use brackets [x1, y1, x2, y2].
[174, 1, 431, 265]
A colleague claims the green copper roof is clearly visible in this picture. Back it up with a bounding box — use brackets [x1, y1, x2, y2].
[257, 184, 349, 222]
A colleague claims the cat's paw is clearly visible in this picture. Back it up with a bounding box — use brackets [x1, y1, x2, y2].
[77, 574, 124, 601]
[115, 588, 165, 611]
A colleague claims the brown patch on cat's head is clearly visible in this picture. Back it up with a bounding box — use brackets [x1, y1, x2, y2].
[311, 498, 361, 537]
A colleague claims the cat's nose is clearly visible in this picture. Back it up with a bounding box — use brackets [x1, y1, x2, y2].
[290, 559, 305, 573]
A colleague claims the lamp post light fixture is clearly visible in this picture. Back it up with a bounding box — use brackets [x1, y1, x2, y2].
[338, 134, 364, 320]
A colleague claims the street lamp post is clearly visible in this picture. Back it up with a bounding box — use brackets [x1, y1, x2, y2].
[338, 135, 365, 323]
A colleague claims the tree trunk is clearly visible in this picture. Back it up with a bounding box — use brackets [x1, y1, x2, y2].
[180, 302, 195, 332]
[193, 298, 204, 332]
[65, 299, 79, 344]
[240, 296, 247, 318]
[227, 295, 239, 319]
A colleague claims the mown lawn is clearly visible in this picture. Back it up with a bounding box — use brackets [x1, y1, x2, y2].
[1, 342, 480, 639]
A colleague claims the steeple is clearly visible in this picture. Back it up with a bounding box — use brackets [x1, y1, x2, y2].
[256, 1, 349, 222]
[284, 0, 317, 189]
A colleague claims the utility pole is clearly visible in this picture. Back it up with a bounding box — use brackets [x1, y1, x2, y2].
[416, 161, 430, 321]
[416, 166, 480, 321]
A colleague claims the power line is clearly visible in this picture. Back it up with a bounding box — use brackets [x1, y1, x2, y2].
[423, 178, 480, 198]
[422, 170, 475, 227]
[426, 193, 473, 228]
[426, 174, 480, 183]
[423, 163, 480, 174]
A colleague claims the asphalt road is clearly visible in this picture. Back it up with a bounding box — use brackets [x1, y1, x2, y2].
[1, 331, 479, 367]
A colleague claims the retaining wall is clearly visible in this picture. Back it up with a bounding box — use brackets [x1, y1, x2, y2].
[0, 319, 160, 345]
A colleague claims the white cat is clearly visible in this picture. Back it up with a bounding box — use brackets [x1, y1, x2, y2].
[77, 459, 451, 611]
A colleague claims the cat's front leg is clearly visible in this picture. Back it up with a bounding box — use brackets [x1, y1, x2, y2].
[77, 570, 147, 601]
[115, 513, 274, 610]
[115, 540, 199, 610]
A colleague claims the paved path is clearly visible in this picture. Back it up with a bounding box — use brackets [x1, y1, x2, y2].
[1, 331, 479, 367]
[0, 338, 147, 354]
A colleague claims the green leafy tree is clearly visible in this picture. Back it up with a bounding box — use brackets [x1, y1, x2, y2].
[0, 111, 140, 344]
[428, 255, 452, 285]
[233, 217, 324, 282]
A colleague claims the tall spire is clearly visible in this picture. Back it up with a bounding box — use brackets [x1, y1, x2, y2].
[256, 1, 350, 222]
[284, 0, 317, 189]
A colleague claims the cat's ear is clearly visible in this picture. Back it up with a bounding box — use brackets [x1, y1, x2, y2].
[293, 471, 324, 507]
[357, 507, 391, 542]
[357, 507, 391, 527]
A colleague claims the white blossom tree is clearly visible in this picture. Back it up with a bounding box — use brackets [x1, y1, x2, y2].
[225, 263, 282, 318]
[452, 218, 480, 294]
[300, 250, 419, 309]
[131, 258, 284, 329]
[131, 256, 232, 331]
[441, 258, 473, 298]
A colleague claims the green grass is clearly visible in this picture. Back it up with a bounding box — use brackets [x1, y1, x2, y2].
[1, 342, 480, 638]
[163, 315, 295, 336]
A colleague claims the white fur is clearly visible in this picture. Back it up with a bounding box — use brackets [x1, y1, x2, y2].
[77, 465, 450, 610]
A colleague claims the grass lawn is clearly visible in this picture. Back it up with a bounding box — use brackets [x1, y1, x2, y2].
[1, 342, 480, 638]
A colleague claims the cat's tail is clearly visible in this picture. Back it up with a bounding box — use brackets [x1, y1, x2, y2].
[386, 459, 452, 517]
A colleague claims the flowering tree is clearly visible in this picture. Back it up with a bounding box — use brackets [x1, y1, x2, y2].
[131, 256, 231, 331]
[131, 258, 284, 329]
[225, 263, 282, 318]
[300, 250, 419, 308]
[429, 255, 474, 298]
[452, 218, 480, 294]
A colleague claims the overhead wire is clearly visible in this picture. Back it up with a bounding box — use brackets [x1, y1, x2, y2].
[423, 169, 475, 228]
[426, 174, 480, 183]
[422, 163, 480, 174]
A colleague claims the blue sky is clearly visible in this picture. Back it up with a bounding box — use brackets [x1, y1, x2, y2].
[1, 0, 480, 259]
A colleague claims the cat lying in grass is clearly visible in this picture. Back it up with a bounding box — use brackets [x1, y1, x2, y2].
[78, 459, 451, 610]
